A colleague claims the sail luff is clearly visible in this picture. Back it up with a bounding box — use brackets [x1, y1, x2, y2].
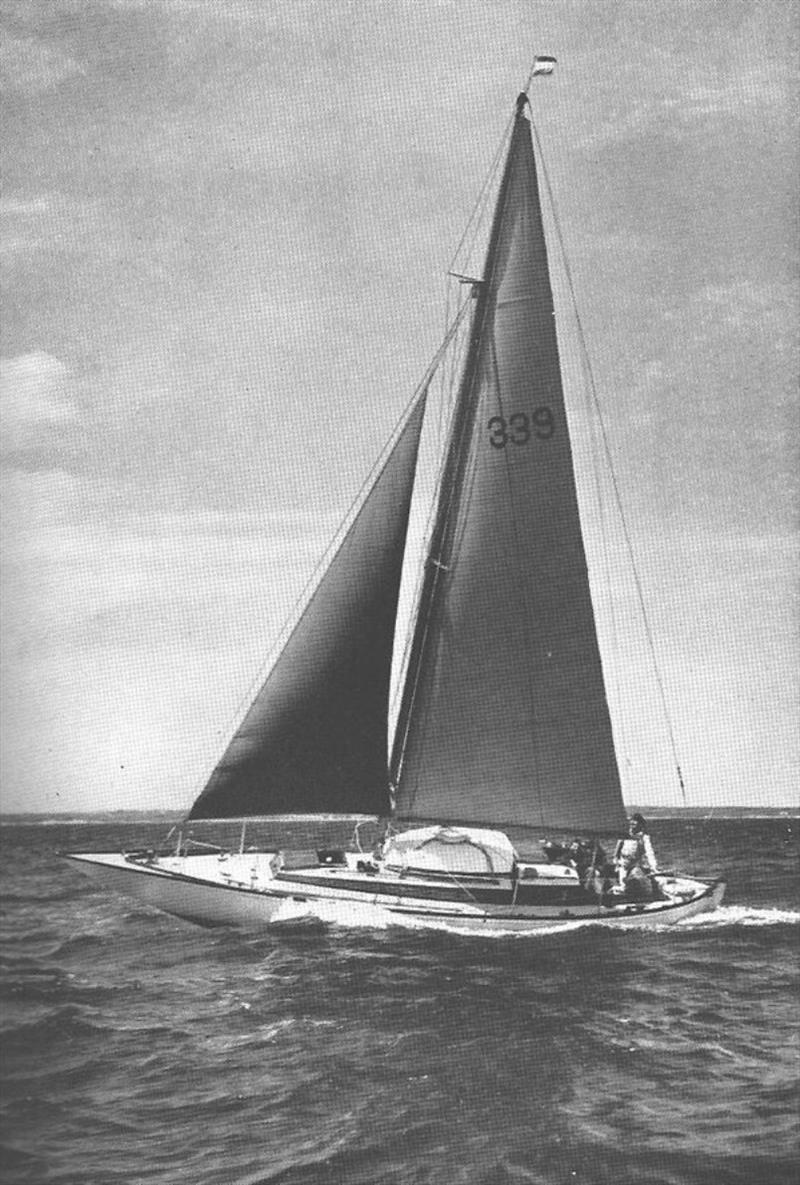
[393, 95, 627, 834]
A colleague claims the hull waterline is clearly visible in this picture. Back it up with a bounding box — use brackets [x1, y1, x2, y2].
[65, 852, 726, 934]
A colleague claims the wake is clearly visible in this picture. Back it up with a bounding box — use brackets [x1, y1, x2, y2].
[676, 905, 800, 929]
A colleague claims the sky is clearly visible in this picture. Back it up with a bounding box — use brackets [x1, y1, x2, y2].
[1, 0, 797, 815]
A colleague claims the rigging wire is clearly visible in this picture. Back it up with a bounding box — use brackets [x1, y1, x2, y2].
[447, 110, 514, 279]
[390, 293, 472, 734]
[529, 117, 688, 805]
[391, 113, 523, 798]
[390, 115, 513, 750]
[437, 111, 514, 443]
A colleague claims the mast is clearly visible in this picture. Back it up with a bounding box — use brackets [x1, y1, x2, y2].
[391, 93, 530, 788]
[392, 86, 627, 834]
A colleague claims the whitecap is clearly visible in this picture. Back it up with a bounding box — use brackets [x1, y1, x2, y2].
[676, 905, 800, 928]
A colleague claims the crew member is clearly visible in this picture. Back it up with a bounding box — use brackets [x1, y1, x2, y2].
[614, 813, 659, 898]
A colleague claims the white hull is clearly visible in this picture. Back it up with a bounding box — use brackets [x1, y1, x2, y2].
[66, 851, 726, 934]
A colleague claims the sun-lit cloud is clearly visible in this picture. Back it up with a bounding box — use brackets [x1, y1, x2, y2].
[568, 32, 793, 151]
[696, 280, 798, 339]
[0, 34, 84, 93]
[0, 352, 79, 450]
[0, 194, 102, 262]
[1, 466, 82, 529]
[0, 197, 51, 219]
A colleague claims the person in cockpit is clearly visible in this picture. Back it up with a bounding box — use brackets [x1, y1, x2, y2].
[613, 813, 659, 898]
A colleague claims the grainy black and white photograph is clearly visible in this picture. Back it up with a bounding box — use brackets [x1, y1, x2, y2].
[1, 1, 797, 1183]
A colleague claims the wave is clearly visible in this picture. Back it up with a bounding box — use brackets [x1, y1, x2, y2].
[0, 949, 118, 1009]
[49, 932, 107, 956]
[0, 1005, 103, 1050]
[0, 885, 92, 904]
[268, 897, 399, 930]
[202, 1018, 296, 1054]
[0, 933, 107, 965]
[677, 905, 800, 929]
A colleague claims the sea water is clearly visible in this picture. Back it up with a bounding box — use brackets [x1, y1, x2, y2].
[1, 817, 797, 1185]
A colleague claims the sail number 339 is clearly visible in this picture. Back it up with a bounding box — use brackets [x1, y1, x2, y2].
[487, 408, 554, 448]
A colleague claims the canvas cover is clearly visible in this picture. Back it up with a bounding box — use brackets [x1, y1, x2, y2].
[381, 826, 517, 875]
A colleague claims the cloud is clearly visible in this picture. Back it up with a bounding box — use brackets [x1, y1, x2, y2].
[0, 197, 50, 218]
[0, 194, 97, 261]
[0, 352, 79, 450]
[697, 280, 798, 334]
[1, 467, 82, 531]
[669, 73, 783, 120]
[569, 38, 792, 151]
[0, 34, 84, 93]
[668, 282, 798, 407]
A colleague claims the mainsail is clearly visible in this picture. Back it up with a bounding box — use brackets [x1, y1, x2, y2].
[190, 397, 426, 819]
[392, 96, 626, 833]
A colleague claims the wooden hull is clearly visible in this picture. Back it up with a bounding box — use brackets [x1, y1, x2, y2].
[65, 851, 726, 934]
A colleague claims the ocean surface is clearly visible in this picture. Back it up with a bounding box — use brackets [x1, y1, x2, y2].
[0, 816, 797, 1185]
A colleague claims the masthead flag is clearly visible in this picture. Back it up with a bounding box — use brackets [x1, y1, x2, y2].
[531, 56, 557, 76]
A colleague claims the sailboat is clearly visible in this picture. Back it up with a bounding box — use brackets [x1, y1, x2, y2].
[67, 65, 725, 933]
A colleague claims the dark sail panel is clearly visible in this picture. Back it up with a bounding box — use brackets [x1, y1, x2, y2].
[393, 104, 626, 833]
[190, 398, 426, 819]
